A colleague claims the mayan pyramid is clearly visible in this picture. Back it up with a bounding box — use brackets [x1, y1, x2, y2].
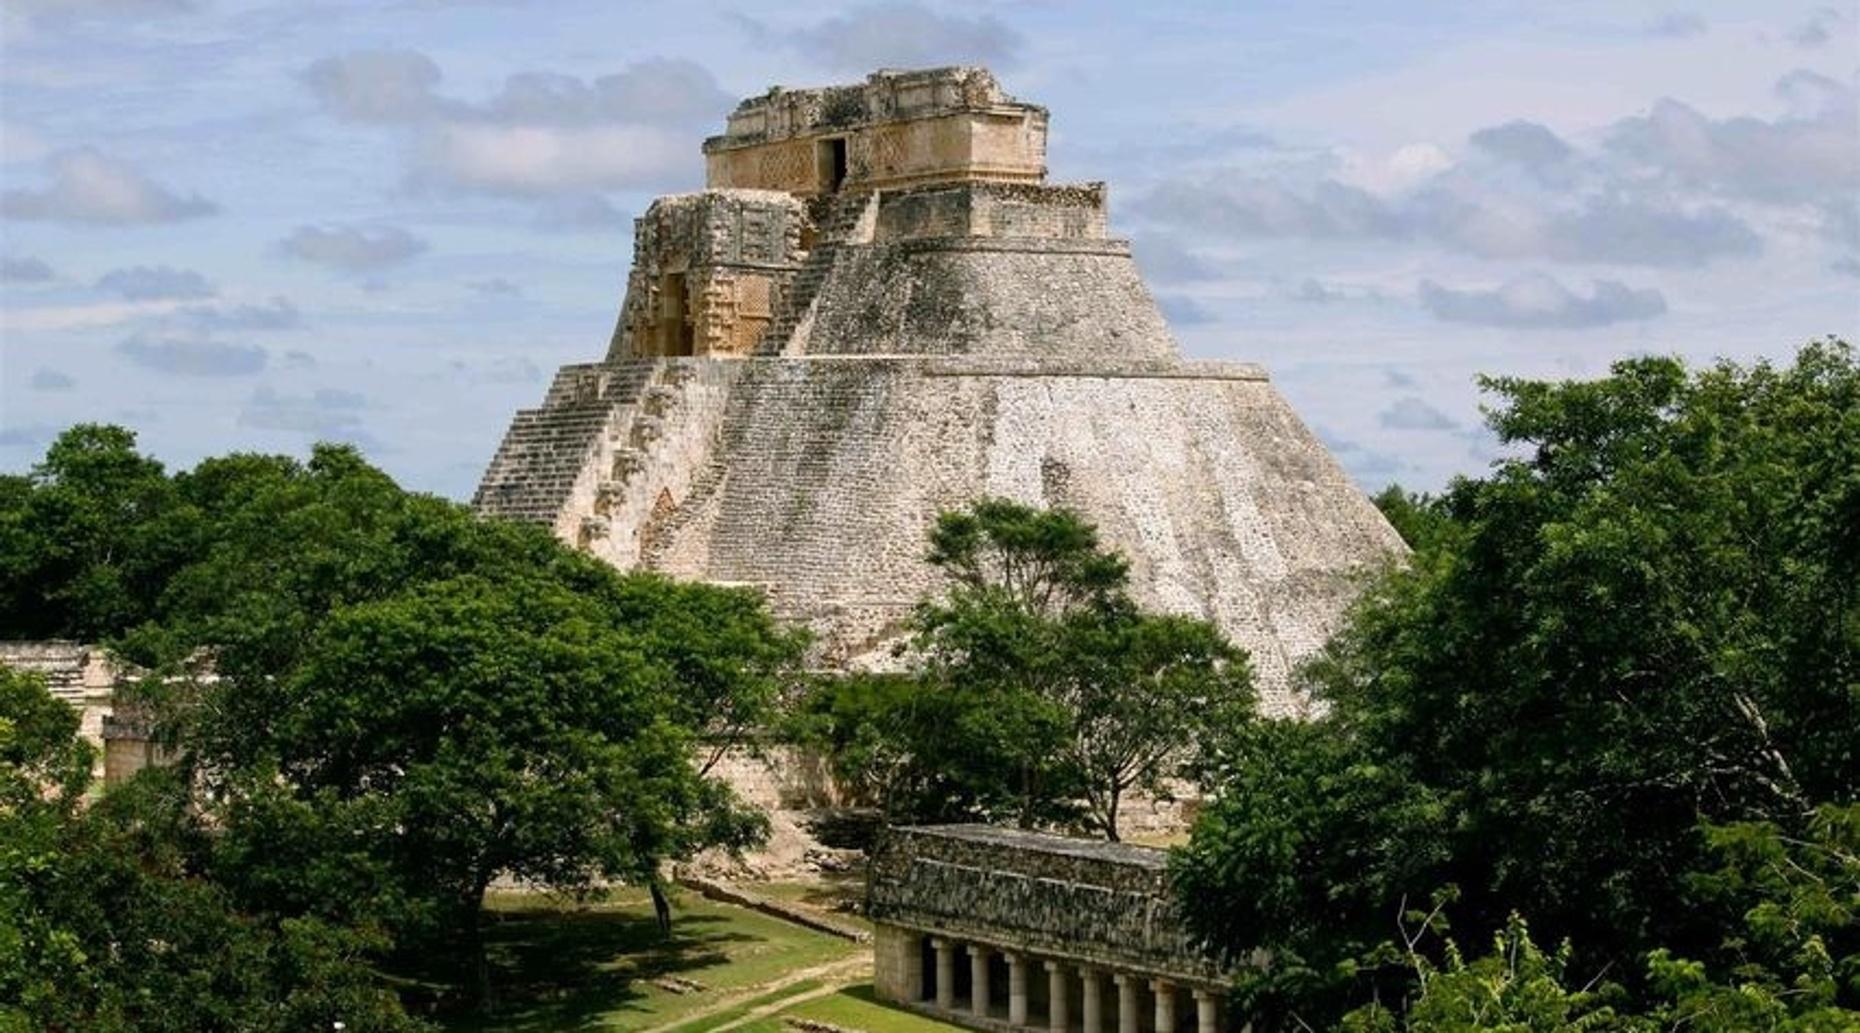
[474, 67, 1402, 714]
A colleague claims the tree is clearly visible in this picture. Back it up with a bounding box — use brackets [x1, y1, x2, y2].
[0, 667, 424, 1032]
[1338, 808, 1860, 1031]
[1370, 485, 1452, 552]
[1, 429, 805, 1012]
[0, 424, 196, 640]
[1178, 340, 1860, 1028]
[803, 499, 1254, 838]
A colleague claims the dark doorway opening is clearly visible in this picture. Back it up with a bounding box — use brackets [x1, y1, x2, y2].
[819, 137, 848, 193]
[658, 272, 693, 356]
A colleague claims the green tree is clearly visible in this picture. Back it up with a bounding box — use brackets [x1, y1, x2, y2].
[0, 667, 423, 1033]
[805, 499, 1254, 838]
[0, 425, 197, 640]
[2, 430, 806, 1011]
[1338, 809, 1860, 1031]
[1179, 340, 1860, 1028]
[1371, 485, 1452, 552]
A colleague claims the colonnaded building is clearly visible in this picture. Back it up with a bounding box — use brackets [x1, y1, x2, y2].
[472, 66, 1402, 720]
[868, 826, 1248, 1033]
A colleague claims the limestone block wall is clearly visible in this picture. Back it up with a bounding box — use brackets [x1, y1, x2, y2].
[701, 742, 843, 811]
[626, 357, 1402, 711]
[873, 182, 1107, 243]
[798, 240, 1179, 363]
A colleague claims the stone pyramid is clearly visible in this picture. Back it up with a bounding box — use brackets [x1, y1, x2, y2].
[475, 67, 1402, 715]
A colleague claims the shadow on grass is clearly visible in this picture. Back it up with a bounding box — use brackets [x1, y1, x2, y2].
[420, 902, 751, 1032]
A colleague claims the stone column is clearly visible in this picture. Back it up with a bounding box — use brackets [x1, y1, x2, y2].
[1080, 967, 1103, 1033]
[1007, 952, 1029, 1026]
[1113, 974, 1139, 1033]
[1152, 979, 1177, 1033]
[1193, 989, 1220, 1033]
[971, 943, 992, 1019]
[932, 938, 955, 1011]
[1045, 960, 1069, 1032]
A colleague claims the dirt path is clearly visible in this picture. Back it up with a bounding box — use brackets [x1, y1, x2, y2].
[638, 953, 872, 1033]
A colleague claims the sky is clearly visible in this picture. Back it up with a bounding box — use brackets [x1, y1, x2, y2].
[1, 0, 1855, 498]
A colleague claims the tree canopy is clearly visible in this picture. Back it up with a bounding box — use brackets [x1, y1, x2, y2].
[1175, 340, 1860, 1030]
[0, 428, 805, 1017]
[799, 498, 1254, 839]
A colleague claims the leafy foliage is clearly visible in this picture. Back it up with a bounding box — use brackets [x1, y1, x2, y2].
[0, 428, 806, 1014]
[1178, 341, 1860, 1029]
[799, 498, 1253, 838]
[0, 668, 425, 1032]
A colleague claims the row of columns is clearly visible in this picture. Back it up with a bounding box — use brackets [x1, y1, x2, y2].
[926, 936, 1220, 1033]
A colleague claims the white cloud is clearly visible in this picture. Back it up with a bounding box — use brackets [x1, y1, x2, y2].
[1378, 397, 1460, 431]
[1643, 12, 1707, 38]
[465, 279, 520, 297]
[758, 3, 1025, 72]
[1785, 6, 1851, 47]
[412, 123, 686, 196]
[1157, 294, 1217, 326]
[279, 225, 428, 272]
[117, 334, 267, 376]
[301, 51, 727, 197]
[1418, 273, 1667, 329]
[301, 50, 446, 124]
[1129, 234, 1221, 284]
[1604, 73, 1857, 206]
[96, 265, 216, 301]
[238, 388, 379, 450]
[1, 257, 55, 283]
[0, 148, 217, 224]
[176, 298, 302, 332]
[29, 368, 75, 391]
[1136, 174, 1761, 267]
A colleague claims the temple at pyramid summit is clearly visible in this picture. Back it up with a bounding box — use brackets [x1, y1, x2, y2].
[474, 67, 1403, 714]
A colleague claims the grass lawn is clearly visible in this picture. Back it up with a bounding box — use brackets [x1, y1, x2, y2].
[734, 985, 970, 1033]
[437, 887, 860, 1032]
[743, 875, 871, 933]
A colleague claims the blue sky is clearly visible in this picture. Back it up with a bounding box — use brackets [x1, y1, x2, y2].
[2, 0, 1855, 497]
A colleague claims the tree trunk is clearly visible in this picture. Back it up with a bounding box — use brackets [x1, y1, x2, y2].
[1105, 786, 1122, 842]
[463, 874, 495, 1009]
[650, 878, 673, 938]
[1018, 764, 1038, 829]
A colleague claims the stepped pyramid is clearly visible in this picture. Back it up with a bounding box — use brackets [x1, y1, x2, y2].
[475, 68, 1402, 715]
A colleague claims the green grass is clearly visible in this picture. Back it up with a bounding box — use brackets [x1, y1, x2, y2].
[744, 876, 872, 933]
[436, 888, 860, 1032]
[658, 977, 822, 1032]
[733, 985, 969, 1033]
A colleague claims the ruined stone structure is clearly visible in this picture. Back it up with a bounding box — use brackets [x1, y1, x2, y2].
[0, 641, 166, 784]
[868, 825, 1242, 1032]
[475, 67, 1402, 720]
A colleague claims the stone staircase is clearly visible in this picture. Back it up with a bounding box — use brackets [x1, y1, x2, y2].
[472, 360, 662, 526]
[755, 190, 876, 355]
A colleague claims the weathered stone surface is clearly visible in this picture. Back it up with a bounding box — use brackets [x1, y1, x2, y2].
[868, 825, 1231, 987]
[706, 67, 1047, 196]
[473, 67, 1403, 851]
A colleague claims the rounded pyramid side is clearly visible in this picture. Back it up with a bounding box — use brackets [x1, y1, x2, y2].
[631, 357, 1404, 714]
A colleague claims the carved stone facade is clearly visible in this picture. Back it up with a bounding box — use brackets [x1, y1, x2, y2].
[705, 67, 1047, 196]
[609, 190, 808, 359]
[868, 825, 1242, 1032]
